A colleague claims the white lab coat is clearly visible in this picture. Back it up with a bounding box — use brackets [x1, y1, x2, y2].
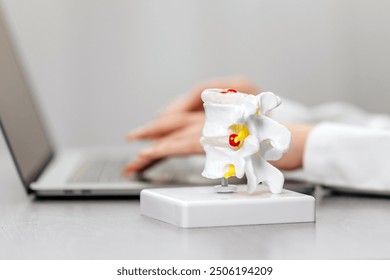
[272, 99, 390, 194]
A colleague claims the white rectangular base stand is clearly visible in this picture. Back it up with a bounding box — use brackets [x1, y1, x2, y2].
[140, 185, 315, 228]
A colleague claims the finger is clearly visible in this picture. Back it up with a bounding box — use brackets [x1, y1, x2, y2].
[127, 112, 204, 141]
[124, 137, 202, 174]
[126, 114, 189, 141]
[138, 136, 204, 160]
[123, 157, 158, 175]
[155, 123, 202, 144]
[160, 90, 204, 115]
[158, 95, 196, 116]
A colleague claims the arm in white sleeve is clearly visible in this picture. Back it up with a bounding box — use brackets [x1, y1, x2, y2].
[303, 122, 390, 192]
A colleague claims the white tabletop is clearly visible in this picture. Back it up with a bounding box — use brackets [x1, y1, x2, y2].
[1, 149, 390, 259]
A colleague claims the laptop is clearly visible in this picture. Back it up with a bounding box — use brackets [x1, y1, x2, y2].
[0, 4, 217, 197]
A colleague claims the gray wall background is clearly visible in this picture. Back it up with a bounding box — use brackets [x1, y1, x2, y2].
[1, 0, 390, 148]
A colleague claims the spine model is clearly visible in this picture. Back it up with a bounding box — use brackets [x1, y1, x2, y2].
[200, 88, 291, 194]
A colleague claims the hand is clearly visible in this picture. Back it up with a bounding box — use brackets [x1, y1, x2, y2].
[123, 76, 260, 174]
[123, 111, 205, 174]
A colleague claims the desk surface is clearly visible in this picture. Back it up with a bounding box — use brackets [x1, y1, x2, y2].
[1, 150, 390, 260]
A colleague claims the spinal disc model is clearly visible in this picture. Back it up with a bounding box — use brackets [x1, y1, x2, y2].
[200, 88, 291, 194]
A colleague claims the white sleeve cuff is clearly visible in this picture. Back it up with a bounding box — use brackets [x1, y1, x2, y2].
[303, 122, 390, 192]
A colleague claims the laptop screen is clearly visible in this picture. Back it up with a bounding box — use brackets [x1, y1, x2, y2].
[0, 7, 53, 190]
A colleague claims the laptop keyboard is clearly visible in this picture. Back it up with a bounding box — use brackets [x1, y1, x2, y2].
[68, 159, 129, 183]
